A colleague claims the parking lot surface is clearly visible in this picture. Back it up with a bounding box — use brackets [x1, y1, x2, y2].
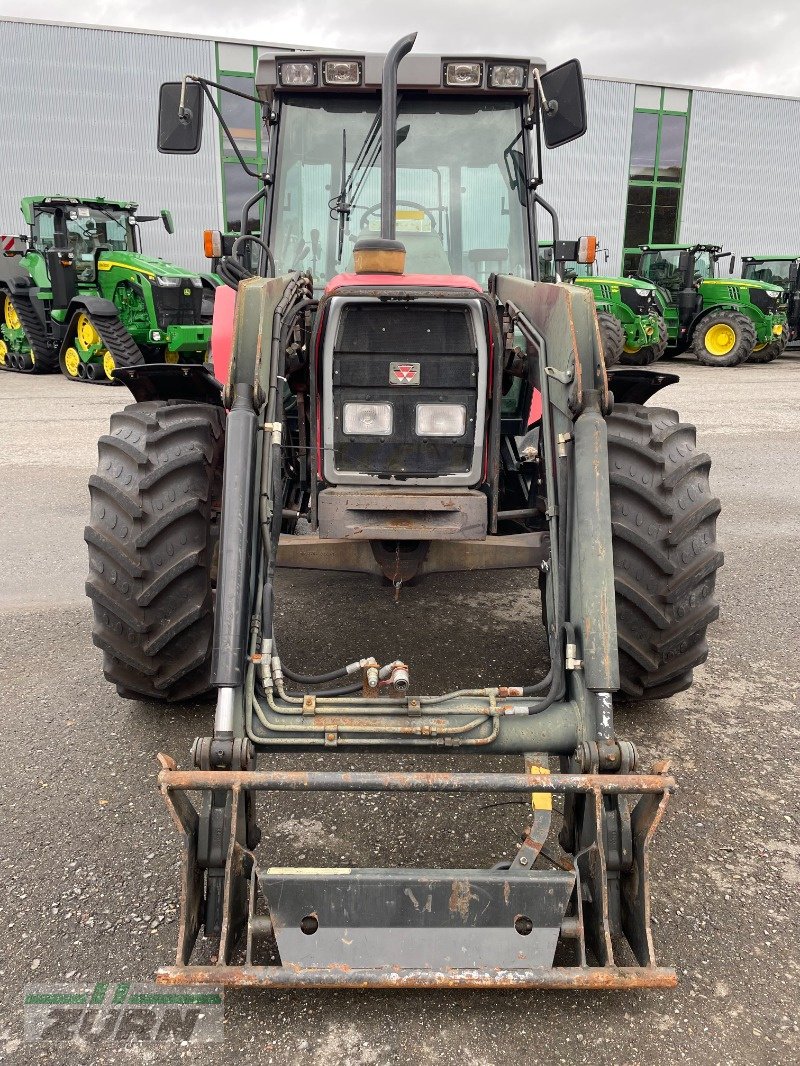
[0, 355, 798, 1065]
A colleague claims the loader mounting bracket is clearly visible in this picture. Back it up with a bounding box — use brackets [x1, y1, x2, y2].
[156, 758, 677, 989]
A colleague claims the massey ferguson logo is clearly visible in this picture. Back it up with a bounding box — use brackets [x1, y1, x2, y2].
[389, 361, 420, 385]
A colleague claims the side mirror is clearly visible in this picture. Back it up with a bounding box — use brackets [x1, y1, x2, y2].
[728, 254, 735, 275]
[539, 59, 587, 148]
[160, 209, 175, 235]
[790, 261, 799, 287]
[158, 82, 204, 154]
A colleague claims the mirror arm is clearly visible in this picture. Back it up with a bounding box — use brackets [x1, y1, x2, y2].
[198, 81, 266, 183]
[532, 67, 558, 117]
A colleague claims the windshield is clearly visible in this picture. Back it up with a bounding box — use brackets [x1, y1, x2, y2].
[638, 248, 714, 294]
[33, 205, 133, 282]
[742, 259, 793, 288]
[270, 93, 530, 288]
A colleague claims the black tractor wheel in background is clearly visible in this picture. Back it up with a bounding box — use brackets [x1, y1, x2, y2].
[690, 308, 756, 367]
[619, 316, 668, 366]
[85, 400, 225, 701]
[749, 329, 787, 363]
[597, 312, 625, 367]
[607, 403, 723, 701]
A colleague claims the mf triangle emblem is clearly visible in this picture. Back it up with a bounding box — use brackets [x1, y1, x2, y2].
[389, 361, 420, 385]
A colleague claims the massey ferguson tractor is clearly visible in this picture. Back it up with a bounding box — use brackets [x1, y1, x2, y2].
[85, 36, 722, 988]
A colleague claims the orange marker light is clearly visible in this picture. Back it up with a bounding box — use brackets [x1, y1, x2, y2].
[203, 229, 222, 259]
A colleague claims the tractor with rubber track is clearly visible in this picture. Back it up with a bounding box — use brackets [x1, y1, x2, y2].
[741, 254, 799, 355]
[633, 243, 786, 366]
[540, 242, 667, 366]
[0, 196, 216, 383]
[85, 37, 723, 990]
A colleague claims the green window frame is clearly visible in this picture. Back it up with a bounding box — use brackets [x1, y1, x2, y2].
[622, 86, 692, 275]
[216, 45, 265, 235]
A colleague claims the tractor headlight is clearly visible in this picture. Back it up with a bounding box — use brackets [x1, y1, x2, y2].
[415, 403, 467, 437]
[444, 62, 483, 87]
[278, 61, 317, 86]
[322, 60, 361, 86]
[343, 402, 393, 436]
[156, 276, 182, 286]
[489, 64, 525, 88]
[635, 288, 651, 297]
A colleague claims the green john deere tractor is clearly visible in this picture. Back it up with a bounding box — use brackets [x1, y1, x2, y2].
[633, 244, 786, 367]
[0, 196, 216, 383]
[741, 255, 799, 357]
[540, 243, 666, 366]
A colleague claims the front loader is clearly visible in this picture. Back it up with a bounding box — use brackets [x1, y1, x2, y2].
[0, 196, 215, 383]
[84, 37, 723, 988]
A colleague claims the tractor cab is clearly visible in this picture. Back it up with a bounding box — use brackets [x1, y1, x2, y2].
[742, 255, 800, 341]
[23, 196, 137, 287]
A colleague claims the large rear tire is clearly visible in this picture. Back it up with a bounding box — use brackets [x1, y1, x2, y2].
[607, 403, 723, 701]
[597, 311, 625, 367]
[85, 400, 224, 701]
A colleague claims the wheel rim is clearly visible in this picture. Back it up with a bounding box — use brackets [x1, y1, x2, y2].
[103, 351, 116, 380]
[77, 313, 100, 349]
[705, 322, 736, 356]
[752, 342, 767, 351]
[0, 339, 7, 366]
[4, 295, 20, 331]
[623, 343, 639, 354]
[164, 350, 180, 364]
[64, 347, 81, 377]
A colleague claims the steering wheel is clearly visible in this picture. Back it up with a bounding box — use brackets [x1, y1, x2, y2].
[358, 200, 438, 233]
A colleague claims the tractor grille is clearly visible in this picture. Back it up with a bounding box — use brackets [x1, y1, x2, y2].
[150, 281, 204, 330]
[619, 286, 654, 315]
[324, 299, 485, 484]
[747, 287, 778, 313]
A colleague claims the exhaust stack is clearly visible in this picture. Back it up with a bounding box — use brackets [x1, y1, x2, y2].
[380, 32, 417, 241]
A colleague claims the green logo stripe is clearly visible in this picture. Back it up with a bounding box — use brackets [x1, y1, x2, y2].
[90, 982, 109, 1005]
[112, 982, 130, 1004]
[127, 993, 222, 1005]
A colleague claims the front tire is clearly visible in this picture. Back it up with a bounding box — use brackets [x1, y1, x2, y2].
[597, 311, 625, 367]
[749, 330, 787, 363]
[85, 400, 224, 701]
[607, 404, 723, 700]
[690, 309, 755, 367]
[619, 316, 668, 366]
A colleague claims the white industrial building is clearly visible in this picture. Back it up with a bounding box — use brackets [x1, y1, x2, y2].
[1, 16, 798, 275]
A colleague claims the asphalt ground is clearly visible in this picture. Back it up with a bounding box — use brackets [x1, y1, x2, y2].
[0, 355, 798, 1065]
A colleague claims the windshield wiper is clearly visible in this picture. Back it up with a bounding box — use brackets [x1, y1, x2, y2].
[330, 110, 383, 261]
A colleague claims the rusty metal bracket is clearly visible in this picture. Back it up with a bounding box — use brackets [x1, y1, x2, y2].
[156, 759, 677, 989]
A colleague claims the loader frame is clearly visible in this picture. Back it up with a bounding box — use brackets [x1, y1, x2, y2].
[154, 273, 679, 988]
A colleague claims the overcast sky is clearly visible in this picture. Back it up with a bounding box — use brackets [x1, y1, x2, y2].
[2, 0, 800, 96]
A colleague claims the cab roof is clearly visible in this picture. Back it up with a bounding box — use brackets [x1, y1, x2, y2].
[20, 195, 138, 224]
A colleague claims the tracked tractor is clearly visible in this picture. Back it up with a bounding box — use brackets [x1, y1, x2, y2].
[85, 36, 723, 989]
[741, 255, 799, 356]
[540, 244, 667, 366]
[0, 196, 215, 383]
[634, 243, 786, 367]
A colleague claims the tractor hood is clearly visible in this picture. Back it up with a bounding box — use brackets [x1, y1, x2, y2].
[704, 278, 783, 294]
[95, 250, 201, 281]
